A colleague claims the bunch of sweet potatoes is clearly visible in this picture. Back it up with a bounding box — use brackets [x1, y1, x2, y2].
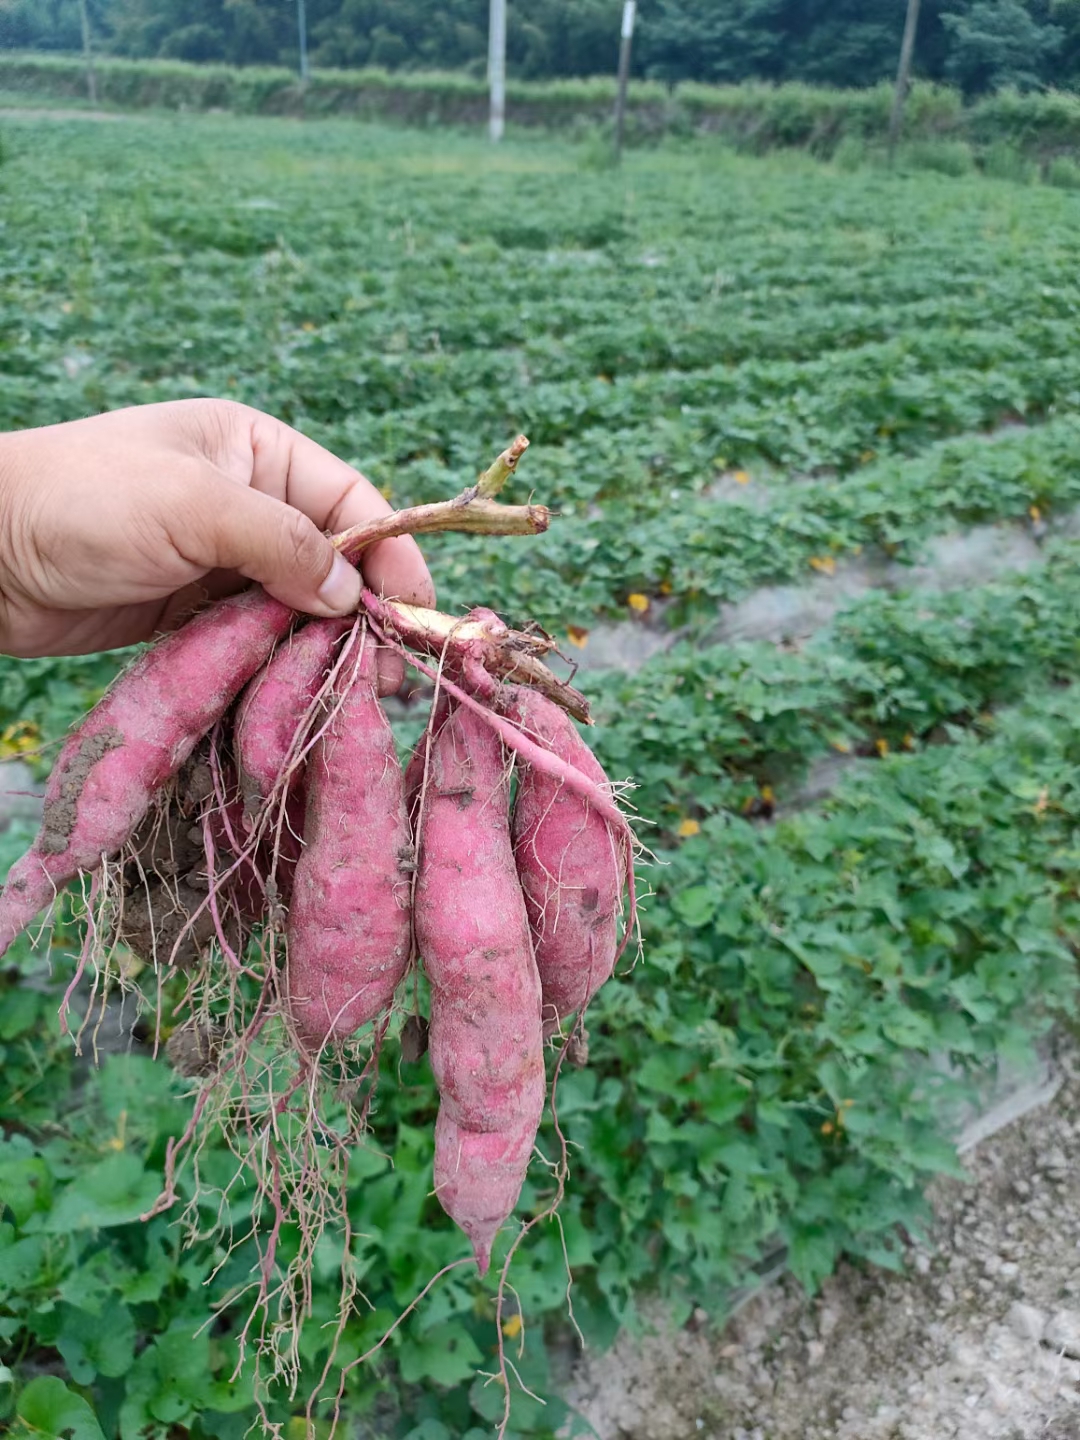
[0, 450, 633, 1271]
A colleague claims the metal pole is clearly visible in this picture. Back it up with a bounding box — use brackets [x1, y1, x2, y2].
[77, 0, 97, 106]
[888, 0, 922, 165]
[489, 0, 506, 142]
[613, 0, 636, 164]
[297, 0, 310, 85]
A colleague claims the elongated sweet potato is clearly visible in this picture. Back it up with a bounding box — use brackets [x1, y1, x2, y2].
[0, 588, 293, 959]
[235, 618, 350, 820]
[284, 637, 412, 1053]
[505, 687, 624, 1039]
[413, 699, 545, 1272]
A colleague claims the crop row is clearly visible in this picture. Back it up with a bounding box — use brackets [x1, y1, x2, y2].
[7, 302, 1080, 499]
[5, 124, 1080, 477]
[589, 536, 1080, 831]
[579, 679, 1080, 1304]
[13, 247, 1071, 394]
[426, 412, 1080, 627]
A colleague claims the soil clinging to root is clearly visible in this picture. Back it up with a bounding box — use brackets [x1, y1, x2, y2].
[41, 726, 123, 854]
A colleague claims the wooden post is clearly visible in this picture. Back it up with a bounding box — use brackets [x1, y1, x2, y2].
[297, 0, 310, 84]
[489, 0, 507, 142]
[613, 0, 637, 164]
[888, 0, 922, 164]
[77, 0, 97, 106]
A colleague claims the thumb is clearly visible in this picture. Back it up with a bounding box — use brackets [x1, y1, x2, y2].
[182, 475, 361, 617]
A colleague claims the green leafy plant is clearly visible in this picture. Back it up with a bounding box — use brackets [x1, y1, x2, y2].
[4, 111, 1080, 1439]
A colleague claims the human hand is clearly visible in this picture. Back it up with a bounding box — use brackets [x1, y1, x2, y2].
[0, 399, 435, 671]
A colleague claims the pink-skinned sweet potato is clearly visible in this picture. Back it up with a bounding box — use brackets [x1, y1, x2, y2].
[284, 637, 412, 1054]
[234, 618, 350, 821]
[505, 687, 624, 1039]
[413, 699, 545, 1272]
[0, 587, 293, 959]
[433, 1092, 545, 1275]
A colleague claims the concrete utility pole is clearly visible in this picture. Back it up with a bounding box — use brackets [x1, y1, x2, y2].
[77, 0, 97, 105]
[489, 0, 507, 142]
[888, 0, 922, 164]
[613, 0, 637, 164]
[297, 0, 310, 84]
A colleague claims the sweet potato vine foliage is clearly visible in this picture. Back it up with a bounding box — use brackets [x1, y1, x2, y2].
[0, 438, 638, 1434]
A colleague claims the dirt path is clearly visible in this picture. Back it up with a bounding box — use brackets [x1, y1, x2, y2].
[567, 1039, 1080, 1440]
[0, 107, 131, 122]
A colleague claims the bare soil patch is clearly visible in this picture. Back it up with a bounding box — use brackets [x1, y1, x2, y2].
[568, 1039, 1080, 1440]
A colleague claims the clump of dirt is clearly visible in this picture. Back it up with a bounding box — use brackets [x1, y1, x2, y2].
[114, 745, 242, 969]
[166, 1018, 225, 1078]
[566, 1040, 1080, 1440]
[41, 726, 123, 854]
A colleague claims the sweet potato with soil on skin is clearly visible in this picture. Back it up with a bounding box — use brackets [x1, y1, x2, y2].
[413, 700, 545, 1273]
[0, 587, 293, 960]
[234, 618, 351, 822]
[504, 687, 624, 1040]
[284, 638, 412, 1054]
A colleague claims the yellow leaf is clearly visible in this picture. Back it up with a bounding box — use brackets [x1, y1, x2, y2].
[677, 818, 701, 838]
[733, 469, 751, 485]
[287, 1418, 330, 1440]
[114, 948, 145, 983]
[1030, 504, 1042, 522]
[627, 593, 650, 613]
[0, 721, 41, 759]
[760, 785, 775, 804]
[301, 321, 317, 332]
[658, 579, 673, 596]
[502, 1313, 523, 1340]
[902, 733, 916, 751]
[808, 555, 836, 575]
[821, 1121, 834, 1136]
[830, 738, 852, 754]
[874, 738, 889, 757]
[567, 625, 590, 649]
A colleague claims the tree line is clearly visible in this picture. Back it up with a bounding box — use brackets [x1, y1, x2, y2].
[3, 0, 1079, 97]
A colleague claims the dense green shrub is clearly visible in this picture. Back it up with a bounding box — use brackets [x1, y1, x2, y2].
[903, 138, 976, 176]
[981, 138, 1034, 183]
[3, 55, 1080, 162]
[1046, 154, 1080, 189]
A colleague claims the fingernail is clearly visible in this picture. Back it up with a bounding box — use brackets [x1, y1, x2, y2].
[316, 554, 361, 615]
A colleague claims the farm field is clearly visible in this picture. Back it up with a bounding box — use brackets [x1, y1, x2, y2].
[4, 111, 1080, 1438]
